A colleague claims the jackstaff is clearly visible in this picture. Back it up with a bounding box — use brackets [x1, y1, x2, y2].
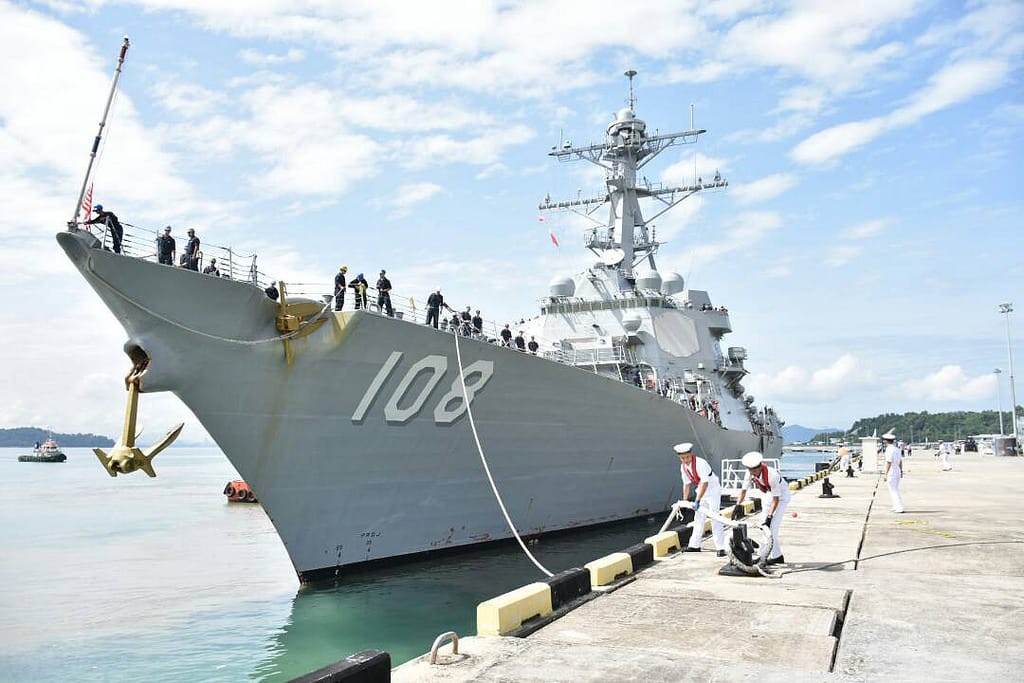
[70, 35, 130, 228]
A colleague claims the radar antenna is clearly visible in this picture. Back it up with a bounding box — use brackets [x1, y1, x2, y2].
[538, 70, 727, 281]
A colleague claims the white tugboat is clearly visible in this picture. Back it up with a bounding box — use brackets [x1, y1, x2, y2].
[59, 48, 781, 582]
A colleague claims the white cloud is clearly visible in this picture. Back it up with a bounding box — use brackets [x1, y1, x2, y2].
[824, 245, 864, 267]
[792, 59, 1014, 164]
[687, 210, 781, 266]
[902, 365, 996, 401]
[238, 47, 305, 65]
[374, 181, 446, 218]
[732, 173, 798, 205]
[840, 218, 891, 239]
[661, 153, 726, 186]
[747, 354, 874, 402]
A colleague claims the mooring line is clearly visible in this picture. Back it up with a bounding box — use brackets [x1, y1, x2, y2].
[452, 332, 554, 577]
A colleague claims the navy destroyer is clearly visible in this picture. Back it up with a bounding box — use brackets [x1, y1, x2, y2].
[60, 50, 782, 582]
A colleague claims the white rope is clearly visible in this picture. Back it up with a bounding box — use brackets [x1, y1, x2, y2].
[662, 500, 779, 578]
[452, 331, 553, 577]
[85, 255, 331, 346]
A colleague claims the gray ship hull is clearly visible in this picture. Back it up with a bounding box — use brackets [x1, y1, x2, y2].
[59, 231, 779, 581]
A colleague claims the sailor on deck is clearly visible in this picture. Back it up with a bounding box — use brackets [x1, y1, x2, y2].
[334, 266, 347, 311]
[85, 204, 124, 254]
[734, 451, 790, 565]
[882, 431, 905, 512]
[674, 442, 726, 557]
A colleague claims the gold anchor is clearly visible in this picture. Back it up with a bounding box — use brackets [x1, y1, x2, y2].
[93, 360, 184, 477]
[275, 281, 328, 365]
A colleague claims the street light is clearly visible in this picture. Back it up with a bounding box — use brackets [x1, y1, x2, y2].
[999, 303, 1018, 442]
[994, 368, 1004, 435]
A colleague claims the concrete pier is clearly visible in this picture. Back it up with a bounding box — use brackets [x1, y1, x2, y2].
[394, 452, 1024, 681]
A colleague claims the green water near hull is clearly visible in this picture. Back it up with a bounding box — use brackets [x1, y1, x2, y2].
[1, 447, 824, 681]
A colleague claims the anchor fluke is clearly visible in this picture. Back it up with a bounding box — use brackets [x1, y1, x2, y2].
[96, 359, 184, 478]
[94, 422, 184, 477]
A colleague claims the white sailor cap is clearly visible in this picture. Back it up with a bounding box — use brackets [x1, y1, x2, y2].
[882, 431, 896, 440]
[741, 451, 763, 468]
[672, 442, 694, 455]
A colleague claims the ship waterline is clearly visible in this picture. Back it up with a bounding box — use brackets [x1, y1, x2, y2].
[58, 231, 774, 581]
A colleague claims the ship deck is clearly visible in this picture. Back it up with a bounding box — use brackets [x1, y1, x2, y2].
[393, 451, 1024, 681]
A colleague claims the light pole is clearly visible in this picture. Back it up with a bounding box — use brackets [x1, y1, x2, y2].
[994, 368, 1004, 435]
[999, 303, 1018, 442]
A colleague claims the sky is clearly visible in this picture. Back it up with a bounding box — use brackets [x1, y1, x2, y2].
[2, 0, 1022, 443]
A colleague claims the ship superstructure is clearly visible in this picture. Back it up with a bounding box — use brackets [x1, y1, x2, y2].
[59, 66, 781, 582]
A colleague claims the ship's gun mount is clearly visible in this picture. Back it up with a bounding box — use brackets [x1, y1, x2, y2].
[93, 358, 184, 478]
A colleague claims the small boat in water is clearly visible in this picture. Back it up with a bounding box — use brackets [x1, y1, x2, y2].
[19, 439, 67, 463]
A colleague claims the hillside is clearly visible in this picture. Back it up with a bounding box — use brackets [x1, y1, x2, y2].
[812, 409, 1016, 443]
[0, 427, 114, 448]
[782, 424, 841, 445]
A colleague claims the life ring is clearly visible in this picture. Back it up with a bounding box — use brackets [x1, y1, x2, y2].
[224, 484, 236, 497]
[245, 490, 256, 502]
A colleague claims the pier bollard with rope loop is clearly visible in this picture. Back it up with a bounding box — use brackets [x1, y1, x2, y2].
[661, 500, 779, 578]
[92, 359, 184, 478]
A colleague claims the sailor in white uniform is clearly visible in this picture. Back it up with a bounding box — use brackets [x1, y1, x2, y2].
[882, 431, 905, 512]
[734, 451, 791, 565]
[938, 440, 953, 471]
[838, 446, 852, 476]
[674, 442, 726, 557]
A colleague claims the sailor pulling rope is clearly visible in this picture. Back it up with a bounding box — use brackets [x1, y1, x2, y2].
[660, 499, 779, 578]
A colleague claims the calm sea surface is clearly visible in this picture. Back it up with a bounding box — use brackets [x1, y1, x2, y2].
[0, 446, 827, 681]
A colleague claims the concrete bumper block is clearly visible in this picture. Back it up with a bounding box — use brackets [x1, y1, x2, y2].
[544, 567, 591, 609]
[477, 582, 553, 636]
[585, 552, 634, 586]
[644, 530, 681, 557]
[288, 649, 390, 683]
[623, 542, 654, 570]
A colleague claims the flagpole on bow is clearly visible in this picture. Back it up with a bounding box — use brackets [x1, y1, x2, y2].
[70, 35, 130, 228]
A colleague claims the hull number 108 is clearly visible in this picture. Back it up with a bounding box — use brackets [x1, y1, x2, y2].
[351, 352, 494, 425]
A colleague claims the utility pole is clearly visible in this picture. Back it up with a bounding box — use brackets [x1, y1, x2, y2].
[999, 303, 1018, 442]
[995, 368, 1004, 435]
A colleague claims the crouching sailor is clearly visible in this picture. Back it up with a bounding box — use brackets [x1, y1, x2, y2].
[674, 442, 727, 557]
[734, 451, 790, 565]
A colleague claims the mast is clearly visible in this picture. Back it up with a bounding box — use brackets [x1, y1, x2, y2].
[69, 36, 130, 228]
[539, 70, 727, 283]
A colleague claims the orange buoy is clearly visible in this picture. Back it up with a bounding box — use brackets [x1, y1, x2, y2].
[791, 511, 798, 518]
[224, 479, 258, 503]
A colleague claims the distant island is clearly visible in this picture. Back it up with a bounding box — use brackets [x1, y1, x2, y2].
[809, 409, 1018, 444]
[0, 427, 114, 448]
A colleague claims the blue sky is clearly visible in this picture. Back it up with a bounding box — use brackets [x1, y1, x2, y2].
[2, 0, 1022, 440]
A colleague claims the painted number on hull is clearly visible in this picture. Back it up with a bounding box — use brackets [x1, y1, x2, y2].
[351, 352, 494, 424]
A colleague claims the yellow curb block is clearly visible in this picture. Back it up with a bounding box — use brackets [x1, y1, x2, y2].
[477, 582, 553, 636]
[584, 552, 633, 586]
[644, 530, 681, 557]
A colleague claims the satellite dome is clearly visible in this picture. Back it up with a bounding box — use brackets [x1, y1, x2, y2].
[616, 107, 635, 121]
[635, 269, 662, 291]
[549, 275, 575, 297]
[661, 272, 684, 295]
[622, 313, 642, 333]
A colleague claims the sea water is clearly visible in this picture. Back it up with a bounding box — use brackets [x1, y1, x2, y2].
[0, 447, 825, 681]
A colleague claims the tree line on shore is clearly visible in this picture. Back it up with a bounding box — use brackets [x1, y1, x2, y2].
[0, 427, 114, 448]
[813, 409, 1020, 444]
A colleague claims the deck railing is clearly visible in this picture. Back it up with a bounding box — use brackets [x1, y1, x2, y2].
[76, 220, 760, 429]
